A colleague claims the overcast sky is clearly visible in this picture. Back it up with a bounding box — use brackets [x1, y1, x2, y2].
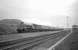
[0, 0, 76, 27]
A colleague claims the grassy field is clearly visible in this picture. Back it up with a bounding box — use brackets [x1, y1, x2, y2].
[53, 28, 78, 50]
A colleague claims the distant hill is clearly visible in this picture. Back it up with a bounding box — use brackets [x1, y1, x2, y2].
[0, 19, 24, 34]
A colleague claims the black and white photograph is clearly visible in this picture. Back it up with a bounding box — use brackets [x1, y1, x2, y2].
[0, 0, 77, 50]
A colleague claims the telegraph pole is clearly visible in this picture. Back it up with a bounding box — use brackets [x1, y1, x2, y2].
[66, 16, 69, 28]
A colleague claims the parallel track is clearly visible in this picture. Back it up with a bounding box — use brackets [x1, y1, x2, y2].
[0, 30, 70, 50]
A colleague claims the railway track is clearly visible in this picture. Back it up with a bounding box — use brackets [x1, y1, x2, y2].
[0, 30, 70, 50]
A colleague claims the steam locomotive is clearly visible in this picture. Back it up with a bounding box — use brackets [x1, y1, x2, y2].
[17, 23, 63, 33]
